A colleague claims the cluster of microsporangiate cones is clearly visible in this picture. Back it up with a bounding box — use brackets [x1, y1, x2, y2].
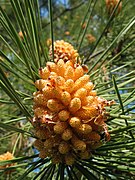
[0, 152, 15, 173]
[32, 40, 114, 165]
[105, 0, 122, 16]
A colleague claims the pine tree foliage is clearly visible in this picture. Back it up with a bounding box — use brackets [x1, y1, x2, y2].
[0, 0, 135, 179]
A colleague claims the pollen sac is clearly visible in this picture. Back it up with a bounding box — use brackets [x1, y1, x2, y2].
[71, 136, 86, 151]
[34, 107, 46, 117]
[74, 65, 84, 81]
[69, 98, 81, 113]
[69, 117, 81, 128]
[73, 75, 89, 92]
[35, 128, 51, 140]
[33, 93, 47, 106]
[77, 124, 92, 134]
[81, 96, 94, 106]
[83, 82, 94, 92]
[64, 65, 74, 80]
[88, 90, 97, 96]
[64, 79, 74, 93]
[47, 99, 64, 112]
[75, 106, 98, 119]
[73, 88, 87, 100]
[58, 141, 70, 154]
[65, 153, 75, 166]
[44, 138, 54, 149]
[58, 110, 70, 121]
[39, 67, 50, 79]
[85, 131, 101, 141]
[33, 40, 113, 165]
[54, 121, 68, 134]
[42, 85, 54, 99]
[47, 62, 57, 73]
[62, 128, 73, 141]
[79, 150, 91, 159]
[35, 79, 48, 90]
[55, 76, 65, 86]
[49, 72, 57, 79]
[57, 59, 65, 77]
[61, 91, 71, 106]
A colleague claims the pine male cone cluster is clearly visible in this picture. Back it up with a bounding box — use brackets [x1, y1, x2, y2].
[0, 152, 15, 173]
[32, 40, 113, 165]
[105, 0, 122, 16]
